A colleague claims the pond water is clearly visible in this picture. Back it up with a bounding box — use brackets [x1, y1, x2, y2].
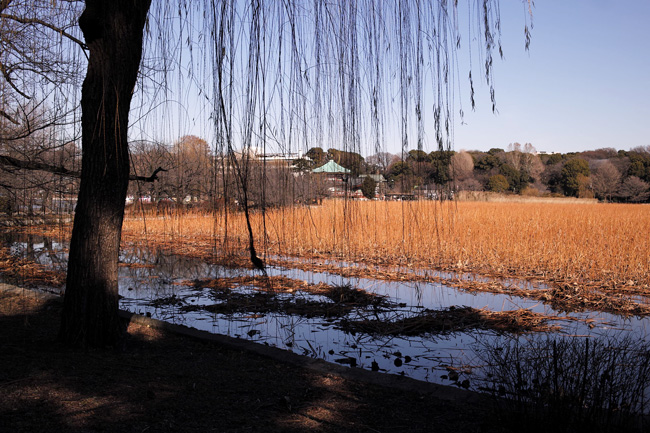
[4, 232, 650, 390]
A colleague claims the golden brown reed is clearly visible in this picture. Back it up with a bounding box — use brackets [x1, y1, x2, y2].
[122, 200, 650, 292]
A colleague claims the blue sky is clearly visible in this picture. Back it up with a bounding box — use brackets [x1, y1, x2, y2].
[138, 1, 650, 157]
[454, 0, 650, 154]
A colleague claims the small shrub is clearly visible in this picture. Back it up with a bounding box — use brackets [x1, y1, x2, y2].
[487, 174, 509, 193]
[478, 335, 650, 433]
[520, 186, 540, 197]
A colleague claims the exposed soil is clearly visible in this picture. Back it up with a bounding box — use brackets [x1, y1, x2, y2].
[0, 286, 512, 433]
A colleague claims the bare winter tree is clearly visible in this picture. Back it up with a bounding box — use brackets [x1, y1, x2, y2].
[0, 1, 86, 212]
[618, 176, 650, 203]
[591, 160, 621, 202]
[168, 135, 212, 204]
[450, 151, 475, 187]
[57, 0, 152, 346]
[127, 139, 173, 209]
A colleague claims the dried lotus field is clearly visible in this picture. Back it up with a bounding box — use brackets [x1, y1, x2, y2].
[115, 200, 650, 316]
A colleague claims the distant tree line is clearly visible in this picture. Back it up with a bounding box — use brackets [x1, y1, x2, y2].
[297, 143, 650, 203]
[3, 140, 650, 215]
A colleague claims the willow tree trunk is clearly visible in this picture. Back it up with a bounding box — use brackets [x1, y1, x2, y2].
[59, 0, 152, 347]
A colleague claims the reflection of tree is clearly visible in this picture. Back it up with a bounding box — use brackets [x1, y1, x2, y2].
[121, 246, 218, 282]
[4, 232, 68, 272]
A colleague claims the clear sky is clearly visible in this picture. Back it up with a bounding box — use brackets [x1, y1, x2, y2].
[138, 1, 650, 157]
[454, 0, 650, 154]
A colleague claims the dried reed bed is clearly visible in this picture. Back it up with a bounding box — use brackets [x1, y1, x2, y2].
[122, 200, 650, 292]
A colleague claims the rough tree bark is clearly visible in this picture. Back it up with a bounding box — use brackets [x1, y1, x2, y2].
[59, 0, 152, 347]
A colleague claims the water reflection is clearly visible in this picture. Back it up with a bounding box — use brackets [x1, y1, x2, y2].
[2, 232, 68, 272]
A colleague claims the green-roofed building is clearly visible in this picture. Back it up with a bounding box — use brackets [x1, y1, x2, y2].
[312, 160, 351, 197]
[311, 160, 350, 174]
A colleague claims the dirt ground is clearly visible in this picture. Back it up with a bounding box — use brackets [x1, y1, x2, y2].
[0, 286, 514, 433]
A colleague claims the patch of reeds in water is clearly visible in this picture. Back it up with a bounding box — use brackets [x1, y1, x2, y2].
[159, 275, 560, 335]
[164, 279, 391, 318]
[340, 306, 561, 336]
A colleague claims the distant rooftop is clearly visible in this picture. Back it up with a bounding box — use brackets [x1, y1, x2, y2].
[312, 160, 350, 174]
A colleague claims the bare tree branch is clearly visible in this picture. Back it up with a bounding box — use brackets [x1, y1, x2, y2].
[0, 154, 166, 183]
[132, 166, 167, 182]
[1, 13, 88, 50]
[0, 59, 31, 99]
[0, 154, 78, 176]
[0, 109, 19, 124]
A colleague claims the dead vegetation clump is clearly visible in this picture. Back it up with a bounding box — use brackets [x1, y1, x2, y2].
[166, 278, 391, 318]
[539, 283, 650, 317]
[457, 280, 650, 318]
[159, 277, 558, 335]
[340, 306, 561, 336]
[183, 276, 386, 306]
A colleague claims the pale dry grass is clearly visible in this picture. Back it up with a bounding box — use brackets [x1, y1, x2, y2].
[122, 200, 650, 291]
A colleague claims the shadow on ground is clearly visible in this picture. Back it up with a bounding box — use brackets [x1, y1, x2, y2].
[0, 288, 503, 432]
